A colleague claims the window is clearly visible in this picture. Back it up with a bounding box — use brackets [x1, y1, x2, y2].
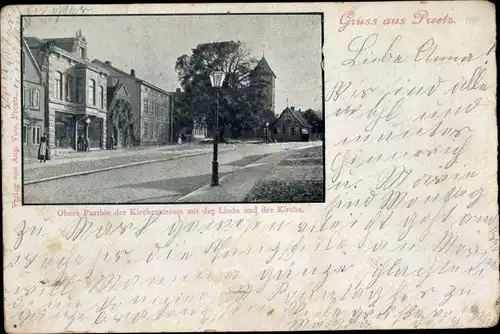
[54, 71, 63, 99]
[65, 74, 74, 102]
[23, 88, 31, 108]
[31, 126, 40, 145]
[99, 86, 104, 108]
[22, 125, 27, 144]
[144, 121, 149, 139]
[31, 88, 40, 109]
[88, 79, 95, 105]
[80, 47, 85, 59]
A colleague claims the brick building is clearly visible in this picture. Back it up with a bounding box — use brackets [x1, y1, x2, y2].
[25, 30, 110, 152]
[271, 106, 313, 142]
[93, 60, 173, 146]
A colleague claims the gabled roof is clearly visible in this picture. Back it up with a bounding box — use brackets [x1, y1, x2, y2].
[24, 36, 108, 74]
[22, 38, 42, 82]
[93, 59, 171, 96]
[279, 107, 312, 128]
[108, 82, 130, 109]
[252, 56, 277, 79]
[93, 59, 141, 82]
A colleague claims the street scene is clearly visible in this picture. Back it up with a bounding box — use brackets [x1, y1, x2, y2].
[21, 14, 324, 204]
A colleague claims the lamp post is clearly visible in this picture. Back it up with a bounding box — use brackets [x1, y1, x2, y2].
[209, 69, 226, 186]
[265, 122, 270, 144]
[84, 117, 91, 152]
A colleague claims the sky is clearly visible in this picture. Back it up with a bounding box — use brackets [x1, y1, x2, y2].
[24, 14, 323, 113]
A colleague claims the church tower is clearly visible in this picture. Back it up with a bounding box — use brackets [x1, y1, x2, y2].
[250, 56, 276, 115]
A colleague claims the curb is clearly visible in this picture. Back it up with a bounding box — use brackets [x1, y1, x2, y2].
[24, 146, 235, 185]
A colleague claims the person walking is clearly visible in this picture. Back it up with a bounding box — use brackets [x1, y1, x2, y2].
[37, 133, 48, 163]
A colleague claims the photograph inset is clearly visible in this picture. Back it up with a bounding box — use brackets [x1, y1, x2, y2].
[21, 14, 324, 204]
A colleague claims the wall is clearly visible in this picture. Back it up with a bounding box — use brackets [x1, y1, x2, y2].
[45, 53, 108, 150]
[251, 71, 275, 114]
[140, 84, 171, 145]
[22, 81, 45, 158]
[85, 66, 108, 149]
[100, 66, 142, 144]
[273, 109, 305, 142]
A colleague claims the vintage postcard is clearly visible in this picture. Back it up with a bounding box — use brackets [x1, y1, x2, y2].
[1, 1, 498, 332]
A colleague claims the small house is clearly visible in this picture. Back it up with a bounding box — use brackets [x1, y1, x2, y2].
[271, 106, 312, 142]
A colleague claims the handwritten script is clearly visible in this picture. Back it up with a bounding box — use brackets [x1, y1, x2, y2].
[2, 2, 498, 332]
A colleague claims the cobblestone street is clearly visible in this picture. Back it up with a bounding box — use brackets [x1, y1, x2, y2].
[23, 141, 323, 204]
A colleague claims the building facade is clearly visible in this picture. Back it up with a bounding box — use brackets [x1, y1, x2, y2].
[22, 39, 46, 159]
[106, 80, 132, 148]
[26, 30, 109, 152]
[93, 60, 173, 146]
[271, 106, 312, 142]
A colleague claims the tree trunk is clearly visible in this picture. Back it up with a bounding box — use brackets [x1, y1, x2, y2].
[219, 124, 226, 143]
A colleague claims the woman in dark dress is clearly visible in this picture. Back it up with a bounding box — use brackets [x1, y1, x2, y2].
[38, 133, 48, 163]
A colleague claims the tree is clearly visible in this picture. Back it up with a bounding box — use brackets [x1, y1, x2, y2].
[175, 41, 271, 140]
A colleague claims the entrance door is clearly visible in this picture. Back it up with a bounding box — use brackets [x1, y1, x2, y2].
[88, 117, 103, 148]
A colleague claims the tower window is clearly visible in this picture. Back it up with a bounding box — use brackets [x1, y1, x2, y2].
[80, 47, 86, 59]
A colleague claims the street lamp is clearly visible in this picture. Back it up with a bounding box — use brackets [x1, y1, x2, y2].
[85, 117, 91, 152]
[209, 69, 226, 186]
[265, 122, 270, 144]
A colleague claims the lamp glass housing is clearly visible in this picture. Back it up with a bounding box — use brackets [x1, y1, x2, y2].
[209, 71, 226, 88]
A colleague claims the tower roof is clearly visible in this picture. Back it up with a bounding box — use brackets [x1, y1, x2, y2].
[253, 56, 277, 78]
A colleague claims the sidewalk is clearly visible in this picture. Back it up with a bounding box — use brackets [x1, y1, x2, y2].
[175, 144, 323, 203]
[175, 149, 291, 203]
[24, 143, 202, 166]
[24, 144, 234, 184]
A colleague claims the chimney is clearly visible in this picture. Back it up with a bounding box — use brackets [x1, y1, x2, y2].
[291, 106, 295, 111]
[105, 60, 111, 66]
[130, 69, 135, 77]
[176, 88, 181, 93]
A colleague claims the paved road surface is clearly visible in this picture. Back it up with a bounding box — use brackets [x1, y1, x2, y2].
[24, 142, 320, 204]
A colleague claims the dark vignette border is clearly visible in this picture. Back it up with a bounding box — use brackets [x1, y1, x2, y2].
[20, 12, 326, 206]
